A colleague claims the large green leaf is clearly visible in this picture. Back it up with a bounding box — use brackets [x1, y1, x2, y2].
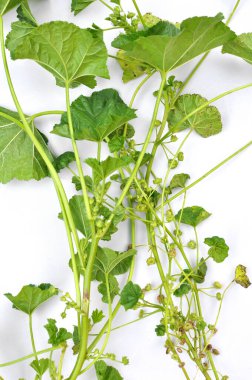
[222, 33, 252, 64]
[122, 14, 235, 72]
[168, 94, 222, 137]
[95, 360, 123, 380]
[52, 89, 136, 141]
[7, 21, 109, 88]
[71, 0, 95, 15]
[0, 107, 53, 183]
[5, 284, 58, 315]
[0, 0, 21, 15]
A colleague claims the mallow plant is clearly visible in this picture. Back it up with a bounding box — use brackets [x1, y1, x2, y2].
[0, 0, 251, 379]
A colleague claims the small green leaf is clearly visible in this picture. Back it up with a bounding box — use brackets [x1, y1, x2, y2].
[155, 324, 166, 336]
[98, 275, 119, 303]
[71, 0, 95, 15]
[54, 152, 75, 172]
[5, 284, 58, 315]
[222, 33, 252, 65]
[95, 360, 123, 380]
[235, 265, 251, 288]
[52, 89, 136, 141]
[174, 283, 191, 297]
[122, 14, 235, 72]
[108, 135, 125, 153]
[168, 94, 222, 137]
[176, 206, 211, 227]
[7, 21, 109, 88]
[30, 358, 49, 376]
[0, 107, 53, 183]
[44, 319, 72, 346]
[120, 281, 142, 310]
[17, 0, 37, 26]
[91, 309, 105, 324]
[194, 258, 208, 284]
[204, 236, 229, 263]
[86, 156, 133, 184]
[170, 173, 190, 190]
[68, 195, 91, 238]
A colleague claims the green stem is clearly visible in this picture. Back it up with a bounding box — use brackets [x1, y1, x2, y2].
[29, 110, 64, 121]
[98, 0, 114, 11]
[226, 0, 241, 25]
[162, 140, 252, 206]
[29, 315, 40, 378]
[0, 347, 60, 368]
[57, 345, 67, 380]
[97, 141, 101, 162]
[132, 0, 146, 27]
[0, 16, 82, 316]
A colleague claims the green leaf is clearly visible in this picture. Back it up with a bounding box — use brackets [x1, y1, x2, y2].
[54, 151, 75, 172]
[174, 283, 191, 297]
[194, 258, 208, 284]
[71, 0, 95, 15]
[44, 319, 72, 346]
[168, 94, 222, 137]
[235, 265, 251, 288]
[155, 324, 166, 336]
[17, 0, 37, 26]
[91, 309, 105, 324]
[176, 206, 211, 227]
[112, 21, 180, 50]
[123, 14, 235, 72]
[7, 21, 109, 88]
[222, 33, 252, 65]
[5, 284, 58, 315]
[0, 107, 53, 183]
[0, 0, 21, 15]
[204, 236, 229, 263]
[68, 195, 92, 237]
[120, 281, 142, 310]
[95, 360, 123, 380]
[108, 135, 125, 153]
[170, 173, 190, 190]
[86, 156, 133, 184]
[30, 358, 49, 376]
[98, 275, 119, 303]
[52, 89, 136, 141]
[93, 247, 136, 280]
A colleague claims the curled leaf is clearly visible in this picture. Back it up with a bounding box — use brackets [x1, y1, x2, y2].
[235, 265, 251, 288]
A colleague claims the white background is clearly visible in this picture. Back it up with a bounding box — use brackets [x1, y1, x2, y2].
[0, 0, 252, 379]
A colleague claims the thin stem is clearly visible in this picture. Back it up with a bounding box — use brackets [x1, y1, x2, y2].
[163, 140, 252, 206]
[226, 0, 241, 25]
[132, 0, 146, 27]
[29, 315, 40, 378]
[29, 110, 64, 121]
[0, 347, 60, 368]
[98, 0, 114, 11]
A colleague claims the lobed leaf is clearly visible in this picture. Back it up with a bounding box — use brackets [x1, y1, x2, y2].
[5, 284, 58, 315]
[168, 94, 222, 137]
[86, 156, 133, 184]
[204, 236, 229, 263]
[121, 14, 235, 73]
[44, 319, 72, 346]
[120, 281, 142, 310]
[222, 33, 252, 65]
[7, 21, 109, 88]
[52, 89, 136, 141]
